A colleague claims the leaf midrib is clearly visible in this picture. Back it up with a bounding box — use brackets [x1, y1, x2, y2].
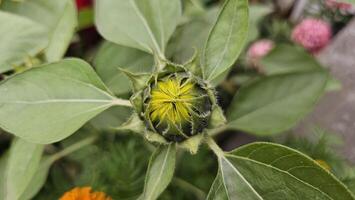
[228, 72, 326, 124]
[220, 157, 264, 200]
[129, 0, 162, 56]
[206, 0, 237, 81]
[226, 154, 342, 200]
[145, 144, 172, 200]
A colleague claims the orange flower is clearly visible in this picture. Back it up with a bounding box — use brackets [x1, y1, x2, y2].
[60, 187, 112, 200]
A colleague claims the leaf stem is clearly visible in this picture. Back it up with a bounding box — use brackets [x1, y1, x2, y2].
[205, 136, 224, 158]
[208, 125, 228, 137]
[47, 136, 97, 163]
[112, 98, 132, 107]
[172, 177, 206, 200]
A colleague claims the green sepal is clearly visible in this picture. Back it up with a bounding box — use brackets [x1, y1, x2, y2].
[119, 67, 151, 92]
[183, 48, 203, 78]
[145, 131, 169, 144]
[115, 113, 145, 134]
[178, 133, 204, 154]
[209, 105, 227, 129]
[130, 91, 144, 115]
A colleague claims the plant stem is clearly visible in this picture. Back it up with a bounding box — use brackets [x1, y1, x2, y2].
[208, 125, 228, 137]
[205, 136, 224, 158]
[173, 177, 206, 200]
[47, 136, 97, 163]
[112, 98, 132, 107]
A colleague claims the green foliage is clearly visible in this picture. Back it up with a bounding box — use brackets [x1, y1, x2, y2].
[247, 5, 273, 44]
[208, 141, 355, 199]
[0, 58, 127, 143]
[94, 42, 154, 95]
[78, 137, 150, 199]
[340, 0, 355, 4]
[34, 136, 151, 200]
[167, 6, 218, 64]
[0, 11, 48, 73]
[1, 0, 78, 62]
[227, 44, 329, 136]
[202, 0, 249, 81]
[261, 45, 324, 75]
[95, 0, 182, 58]
[227, 71, 328, 135]
[141, 144, 176, 200]
[0, 139, 43, 200]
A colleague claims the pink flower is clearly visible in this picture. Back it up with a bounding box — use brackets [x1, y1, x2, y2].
[247, 39, 274, 64]
[291, 18, 332, 53]
[325, 0, 352, 11]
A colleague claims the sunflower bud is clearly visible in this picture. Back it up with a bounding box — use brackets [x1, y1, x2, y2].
[123, 61, 225, 151]
[142, 72, 212, 142]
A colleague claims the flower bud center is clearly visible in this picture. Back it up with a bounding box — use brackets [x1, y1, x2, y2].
[149, 78, 197, 124]
[143, 73, 212, 142]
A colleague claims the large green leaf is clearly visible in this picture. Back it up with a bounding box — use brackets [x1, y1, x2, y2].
[1, 138, 44, 200]
[0, 11, 48, 73]
[202, 0, 249, 81]
[260, 44, 340, 92]
[0, 58, 125, 144]
[260, 45, 321, 75]
[209, 142, 355, 199]
[227, 71, 328, 136]
[141, 144, 176, 200]
[94, 42, 153, 95]
[1, 0, 78, 62]
[95, 0, 181, 57]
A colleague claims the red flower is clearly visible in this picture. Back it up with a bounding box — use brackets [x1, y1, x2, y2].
[291, 18, 332, 53]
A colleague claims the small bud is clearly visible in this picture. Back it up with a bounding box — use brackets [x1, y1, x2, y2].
[291, 18, 332, 53]
[247, 39, 274, 67]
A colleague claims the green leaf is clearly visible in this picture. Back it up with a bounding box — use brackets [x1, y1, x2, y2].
[95, 0, 181, 57]
[90, 106, 133, 131]
[0, 153, 9, 200]
[0, 11, 48, 73]
[94, 42, 153, 95]
[167, 6, 219, 64]
[0, 58, 124, 144]
[206, 171, 228, 200]
[260, 45, 321, 75]
[227, 71, 328, 136]
[142, 144, 176, 200]
[2, 138, 44, 200]
[339, 0, 355, 4]
[1, 0, 78, 62]
[212, 142, 355, 199]
[19, 136, 96, 200]
[202, 0, 249, 81]
[44, 0, 77, 62]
